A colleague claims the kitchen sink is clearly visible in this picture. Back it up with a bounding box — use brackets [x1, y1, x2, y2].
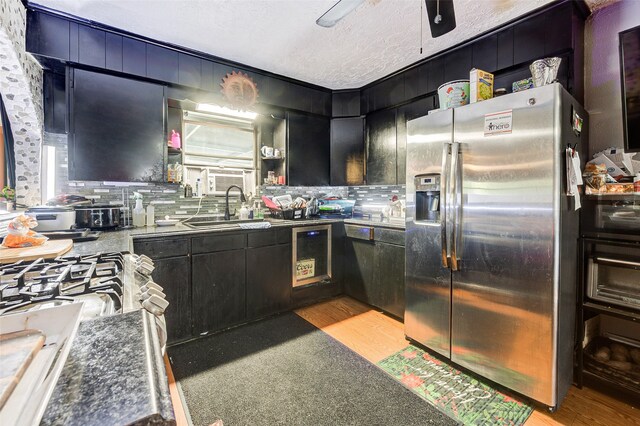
[182, 218, 265, 229]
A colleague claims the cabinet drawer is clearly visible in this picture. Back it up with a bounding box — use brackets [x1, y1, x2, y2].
[374, 227, 405, 246]
[247, 230, 278, 248]
[345, 224, 374, 241]
[277, 228, 292, 244]
[133, 238, 189, 259]
[192, 233, 246, 254]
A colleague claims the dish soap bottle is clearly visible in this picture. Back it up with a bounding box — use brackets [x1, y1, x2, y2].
[146, 203, 155, 226]
[132, 192, 146, 227]
[239, 203, 250, 220]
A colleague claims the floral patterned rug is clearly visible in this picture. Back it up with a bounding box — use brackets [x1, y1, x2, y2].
[378, 345, 533, 425]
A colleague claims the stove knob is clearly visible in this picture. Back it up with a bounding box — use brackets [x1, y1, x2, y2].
[142, 294, 169, 316]
[141, 280, 164, 293]
[136, 262, 155, 276]
[141, 287, 166, 301]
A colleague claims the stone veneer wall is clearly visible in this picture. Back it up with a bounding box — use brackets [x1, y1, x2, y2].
[0, 0, 43, 206]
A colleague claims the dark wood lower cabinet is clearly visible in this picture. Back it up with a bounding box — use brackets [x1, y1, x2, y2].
[344, 236, 405, 319]
[344, 239, 375, 304]
[151, 255, 192, 344]
[192, 249, 246, 335]
[373, 242, 405, 319]
[246, 244, 292, 319]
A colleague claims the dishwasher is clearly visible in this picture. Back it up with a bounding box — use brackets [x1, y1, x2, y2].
[292, 225, 332, 287]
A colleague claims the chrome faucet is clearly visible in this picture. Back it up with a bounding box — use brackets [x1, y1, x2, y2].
[224, 185, 247, 220]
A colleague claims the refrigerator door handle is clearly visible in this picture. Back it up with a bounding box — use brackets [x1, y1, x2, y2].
[450, 142, 462, 271]
[441, 142, 451, 268]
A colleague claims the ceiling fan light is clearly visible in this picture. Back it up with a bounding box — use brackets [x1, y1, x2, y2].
[316, 0, 366, 28]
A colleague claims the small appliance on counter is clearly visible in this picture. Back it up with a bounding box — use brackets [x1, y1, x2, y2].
[74, 203, 123, 230]
[25, 206, 76, 232]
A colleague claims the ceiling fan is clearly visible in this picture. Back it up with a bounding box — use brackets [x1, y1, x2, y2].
[316, 0, 456, 38]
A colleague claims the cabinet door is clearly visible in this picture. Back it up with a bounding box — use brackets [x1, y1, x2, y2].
[43, 71, 67, 134]
[151, 256, 191, 344]
[373, 242, 405, 319]
[344, 238, 375, 304]
[330, 117, 364, 186]
[287, 112, 330, 186]
[192, 249, 246, 335]
[513, 13, 546, 65]
[26, 11, 70, 60]
[396, 97, 434, 184]
[366, 108, 397, 184]
[246, 244, 292, 320]
[69, 69, 165, 182]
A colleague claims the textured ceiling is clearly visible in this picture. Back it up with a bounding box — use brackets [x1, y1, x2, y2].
[32, 0, 593, 89]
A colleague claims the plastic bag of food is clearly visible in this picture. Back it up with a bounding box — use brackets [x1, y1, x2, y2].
[1, 215, 48, 248]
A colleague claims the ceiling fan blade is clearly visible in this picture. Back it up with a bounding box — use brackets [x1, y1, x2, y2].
[316, 0, 366, 28]
[425, 0, 456, 38]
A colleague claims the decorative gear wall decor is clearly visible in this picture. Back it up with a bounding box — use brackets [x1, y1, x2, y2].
[220, 71, 259, 109]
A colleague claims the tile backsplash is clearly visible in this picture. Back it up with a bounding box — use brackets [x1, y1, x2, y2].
[45, 132, 406, 220]
[348, 185, 406, 217]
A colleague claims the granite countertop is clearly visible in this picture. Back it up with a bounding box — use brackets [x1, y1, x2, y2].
[41, 310, 174, 426]
[66, 217, 345, 256]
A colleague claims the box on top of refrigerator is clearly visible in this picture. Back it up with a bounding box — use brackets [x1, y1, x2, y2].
[470, 68, 494, 103]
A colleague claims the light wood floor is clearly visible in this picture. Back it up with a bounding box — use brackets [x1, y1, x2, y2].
[296, 296, 640, 426]
[166, 296, 640, 425]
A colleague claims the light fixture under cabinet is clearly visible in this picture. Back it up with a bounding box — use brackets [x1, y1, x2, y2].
[195, 103, 257, 120]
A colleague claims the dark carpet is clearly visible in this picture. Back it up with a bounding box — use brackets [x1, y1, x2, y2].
[168, 312, 458, 426]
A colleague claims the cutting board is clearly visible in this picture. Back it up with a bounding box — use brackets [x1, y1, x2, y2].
[0, 239, 73, 263]
[0, 329, 46, 409]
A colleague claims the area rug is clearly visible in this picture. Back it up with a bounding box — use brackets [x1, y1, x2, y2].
[378, 345, 533, 425]
[168, 313, 458, 426]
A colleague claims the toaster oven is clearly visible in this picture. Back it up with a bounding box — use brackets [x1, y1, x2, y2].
[587, 254, 640, 311]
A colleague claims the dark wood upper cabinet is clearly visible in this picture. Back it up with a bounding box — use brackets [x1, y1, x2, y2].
[426, 56, 445, 94]
[444, 45, 473, 82]
[178, 53, 202, 88]
[496, 27, 514, 70]
[105, 33, 123, 72]
[200, 60, 216, 92]
[287, 112, 330, 186]
[472, 33, 498, 72]
[332, 90, 361, 117]
[330, 117, 364, 186]
[146, 44, 179, 84]
[69, 69, 166, 182]
[404, 63, 428, 100]
[78, 25, 106, 69]
[122, 38, 146, 76]
[544, 3, 573, 55]
[513, 12, 546, 65]
[43, 71, 67, 134]
[26, 12, 70, 60]
[366, 108, 397, 185]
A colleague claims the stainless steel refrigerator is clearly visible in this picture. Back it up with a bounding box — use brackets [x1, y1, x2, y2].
[405, 83, 587, 409]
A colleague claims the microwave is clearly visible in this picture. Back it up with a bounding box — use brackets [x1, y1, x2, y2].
[587, 254, 640, 311]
